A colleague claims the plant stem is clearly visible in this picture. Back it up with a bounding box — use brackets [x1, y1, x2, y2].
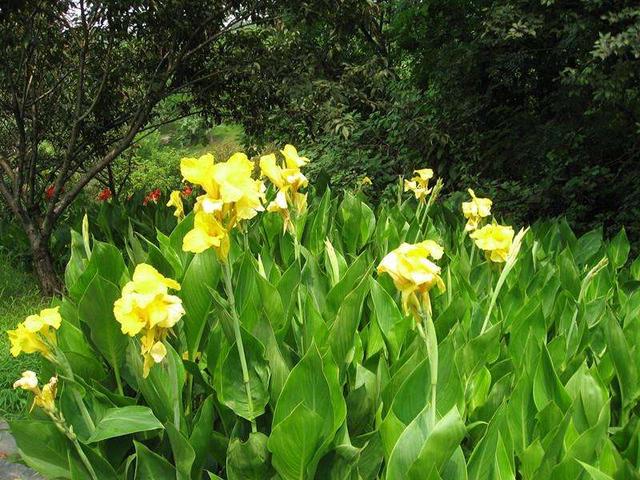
[72, 389, 96, 434]
[51, 412, 98, 480]
[417, 307, 438, 428]
[222, 261, 257, 433]
[480, 265, 508, 335]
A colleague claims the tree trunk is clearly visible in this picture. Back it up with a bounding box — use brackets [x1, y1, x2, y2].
[27, 231, 62, 296]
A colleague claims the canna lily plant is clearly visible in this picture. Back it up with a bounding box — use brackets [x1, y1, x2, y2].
[5, 146, 640, 480]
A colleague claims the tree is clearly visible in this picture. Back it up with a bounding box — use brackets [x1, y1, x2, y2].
[0, 0, 275, 294]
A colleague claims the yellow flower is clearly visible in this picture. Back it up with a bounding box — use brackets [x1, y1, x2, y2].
[35, 376, 58, 412]
[13, 370, 38, 391]
[183, 211, 230, 258]
[404, 168, 434, 202]
[378, 240, 446, 317]
[13, 371, 58, 412]
[180, 153, 216, 193]
[260, 147, 309, 233]
[462, 189, 492, 232]
[167, 190, 185, 219]
[7, 306, 62, 358]
[180, 151, 265, 259]
[280, 144, 309, 169]
[113, 264, 185, 377]
[360, 176, 373, 187]
[470, 224, 514, 263]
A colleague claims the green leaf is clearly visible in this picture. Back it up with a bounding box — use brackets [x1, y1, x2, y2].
[607, 228, 629, 269]
[166, 422, 196, 480]
[533, 344, 571, 412]
[216, 328, 270, 421]
[370, 278, 410, 360]
[603, 312, 638, 412]
[87, 406, 163, 443]
[10, 420, 71, 479]
[578, 461, 615, 480]
[401, 407, 466, 480]
[268, 403, 326, 480]
[135, 440, 176, 479]
[328, 274, 371, 369]
[77, 274, 128, 377]
[181, 248, 221, 358]
[269, 345, 345, 479]
[227, 432, 274, 480]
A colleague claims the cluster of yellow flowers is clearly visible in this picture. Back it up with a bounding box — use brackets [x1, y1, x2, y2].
[378, 240, 446, 319]
[460, 188, 520, 263]
[13, 370, 58, 412]
[113, 264, 185, 377]
[259, 145, 309, 233]
[461, 189, 492, 232]
[177, 152, 266, 259]
[404, 168, 434, 202]
[7, 306, 61, 360]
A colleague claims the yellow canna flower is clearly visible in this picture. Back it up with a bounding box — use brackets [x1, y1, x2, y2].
[404, 168, 434, 202]
[167, 190, 185, 219]
[378, 240, 446, 318]
[13, 370, 38, 391]
[7, 306, 62, 358]
[179, 151, 265, 259]
[113, 264, 185, 377]
[180, 153, 216, 193]
[462, 189, 492, 232]
[470, 224, 514, 263]
[360, 176, 373, 187]
[35, 376, 58, 412]
[280, 144, 309, 169]
[260, 147, 309, 233]
[183, 211, 230, 259]
[13, 371, 58, 412]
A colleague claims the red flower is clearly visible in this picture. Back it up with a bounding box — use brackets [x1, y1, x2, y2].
[143, 188, 161, 206]
[44, 184, 56, 200]
[181, 185, 193, 197]
[98, 188, 112, 201]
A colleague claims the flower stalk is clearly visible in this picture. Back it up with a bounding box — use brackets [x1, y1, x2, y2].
[222, 261, 257, 433]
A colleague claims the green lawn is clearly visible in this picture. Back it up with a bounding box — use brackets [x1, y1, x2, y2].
[0, 256, 45, 419]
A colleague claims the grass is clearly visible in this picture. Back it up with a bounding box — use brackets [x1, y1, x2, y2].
[0, 254, 45, 420]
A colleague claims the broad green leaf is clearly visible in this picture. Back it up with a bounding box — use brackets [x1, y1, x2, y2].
[87, 405, 163, 443]
[77, 274, 127, 379]
[10, 420, 71, 479]
[227, 432, 274, 480]
[166, 422, 196, 480]
[607, 228, 629, 269]
[181, 248, 220, 358]
[370, 278, 410, 360]
[216, 328, 270, 421]
[135, 440, 176, 479]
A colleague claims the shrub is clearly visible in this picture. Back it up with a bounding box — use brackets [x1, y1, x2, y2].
[5, 148, 640, 479]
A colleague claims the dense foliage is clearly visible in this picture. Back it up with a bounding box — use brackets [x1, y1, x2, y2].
[231, 1, 640, 243]
[6, 149, 640, 478]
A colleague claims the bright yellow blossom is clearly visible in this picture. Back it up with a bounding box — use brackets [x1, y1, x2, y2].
[280, 144, 309, 169]
[179, 152, 265, 260]
[7, 306, 61, 358]
[13, 371, 58, 412]
[462, 189, 492, 232]
[113, 264, 184, 377]
[378, 240, 446, 318]
[167, 190, 185, 219]
[360, 176, 373, 187]
[180, 153, 216, 193]
[470, 224, 514, 263]
[183, 211, 230, 259]
[404, 168, 434, 202]
[260, 146, 309, 233]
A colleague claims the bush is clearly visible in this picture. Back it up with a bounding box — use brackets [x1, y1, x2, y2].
[5, 151, 640, 479]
